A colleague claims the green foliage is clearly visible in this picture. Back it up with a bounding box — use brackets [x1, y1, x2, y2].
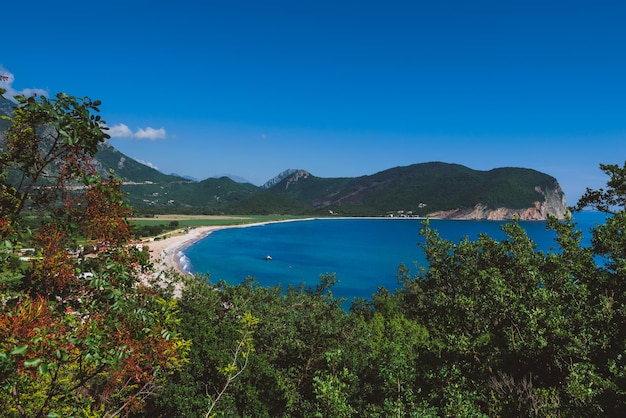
[0, 91, 188, 417]
[1, 92, 108, 226]
[132, 222, 177, 238]
[143, 274, 351, 417]
[312, 350, 355, 418]
[377, 162, 625, 416]
[573, 161, 626, 214]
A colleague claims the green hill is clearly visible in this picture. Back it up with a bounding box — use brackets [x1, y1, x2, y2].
[242, 163, 566, 218]
[94, 143, 184, 184]
[124, 176, 259, 214]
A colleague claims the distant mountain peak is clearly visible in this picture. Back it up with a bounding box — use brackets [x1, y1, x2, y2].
[262, 169, 305, 189]
[171, 173, 199, 182]
[282, 169, 311, 190]
[211, 174, 252, 184]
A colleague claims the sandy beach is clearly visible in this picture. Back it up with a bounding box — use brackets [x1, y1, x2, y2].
[146, 225, 226, 274]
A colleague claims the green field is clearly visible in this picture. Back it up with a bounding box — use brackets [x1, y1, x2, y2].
[129, 214, 309, 228]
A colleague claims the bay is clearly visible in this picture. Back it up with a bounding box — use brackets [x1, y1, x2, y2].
[181, 212, 607, 303]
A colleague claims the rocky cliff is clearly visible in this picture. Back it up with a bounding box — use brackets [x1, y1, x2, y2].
[427, 184, 568, 220]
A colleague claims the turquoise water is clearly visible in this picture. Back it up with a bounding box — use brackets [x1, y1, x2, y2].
[181, 212, 606, 303]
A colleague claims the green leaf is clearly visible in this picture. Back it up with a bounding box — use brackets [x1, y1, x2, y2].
[24, 358, 42, 368]
[38, 361, 49, 375]
[10, 345, 28, 355]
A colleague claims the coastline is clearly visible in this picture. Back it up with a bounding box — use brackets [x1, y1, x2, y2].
[146, 218, 316, 275]
[147, 215, 459, 277]
[147, 225, 225, 275]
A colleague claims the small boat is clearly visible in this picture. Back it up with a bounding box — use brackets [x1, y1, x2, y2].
[264, 255, 272, 261]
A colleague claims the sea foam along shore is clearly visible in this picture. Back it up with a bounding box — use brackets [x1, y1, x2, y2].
[147, 225, 226, 275]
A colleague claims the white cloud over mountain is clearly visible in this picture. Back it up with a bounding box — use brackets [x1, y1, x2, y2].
[107, 123, 167, 140]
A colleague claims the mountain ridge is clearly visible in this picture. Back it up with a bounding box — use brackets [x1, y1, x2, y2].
[0, 94, 567, 219]
[250, 163, 567, 219]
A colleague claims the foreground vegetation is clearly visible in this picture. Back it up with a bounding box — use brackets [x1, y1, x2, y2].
[2, 91, 626, 416]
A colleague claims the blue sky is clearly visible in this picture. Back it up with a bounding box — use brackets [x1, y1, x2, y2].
[2, 0, 625, 203]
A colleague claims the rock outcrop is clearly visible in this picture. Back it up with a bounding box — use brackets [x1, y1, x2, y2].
[262, 169, 301, 189]
[281, 170, 311, 190]
[427, 184, 568, 221]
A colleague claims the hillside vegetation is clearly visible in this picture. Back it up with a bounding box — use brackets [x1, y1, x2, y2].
[119, 164, 565, 218]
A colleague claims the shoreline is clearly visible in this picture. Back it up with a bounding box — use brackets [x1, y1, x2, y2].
[147, 218, 316, 275]
[147, 225, 224, 275]
[146, 216, 448, 276]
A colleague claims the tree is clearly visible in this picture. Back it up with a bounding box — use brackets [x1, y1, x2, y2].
[387, 160, 626, 416]
[143, 273, 353, 417]
[573, 161, 626, 214]
[0, 91, 189, 417]
[342, 288, 430, 416]
[205, 311, 259, 418]
[572, 161, 626, 414]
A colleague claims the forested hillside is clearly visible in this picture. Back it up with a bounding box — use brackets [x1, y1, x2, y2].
[119, 163, 566, 219]
[248, 164, 566, 218]
[2, 91, 625, 417]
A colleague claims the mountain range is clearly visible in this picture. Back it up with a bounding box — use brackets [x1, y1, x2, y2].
[0, 94, 567, 219]
[70, 143, 571, 220]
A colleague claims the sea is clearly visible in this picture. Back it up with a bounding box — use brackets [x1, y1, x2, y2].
[180, 212, 607, 304]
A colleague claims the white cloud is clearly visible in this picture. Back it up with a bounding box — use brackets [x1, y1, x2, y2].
[0, 66, 49, 101]
[134, 127, 166, 140]
[107, 123, 167, 140]
[138, 159, 159, 170]
[108, 123, 134, 138]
